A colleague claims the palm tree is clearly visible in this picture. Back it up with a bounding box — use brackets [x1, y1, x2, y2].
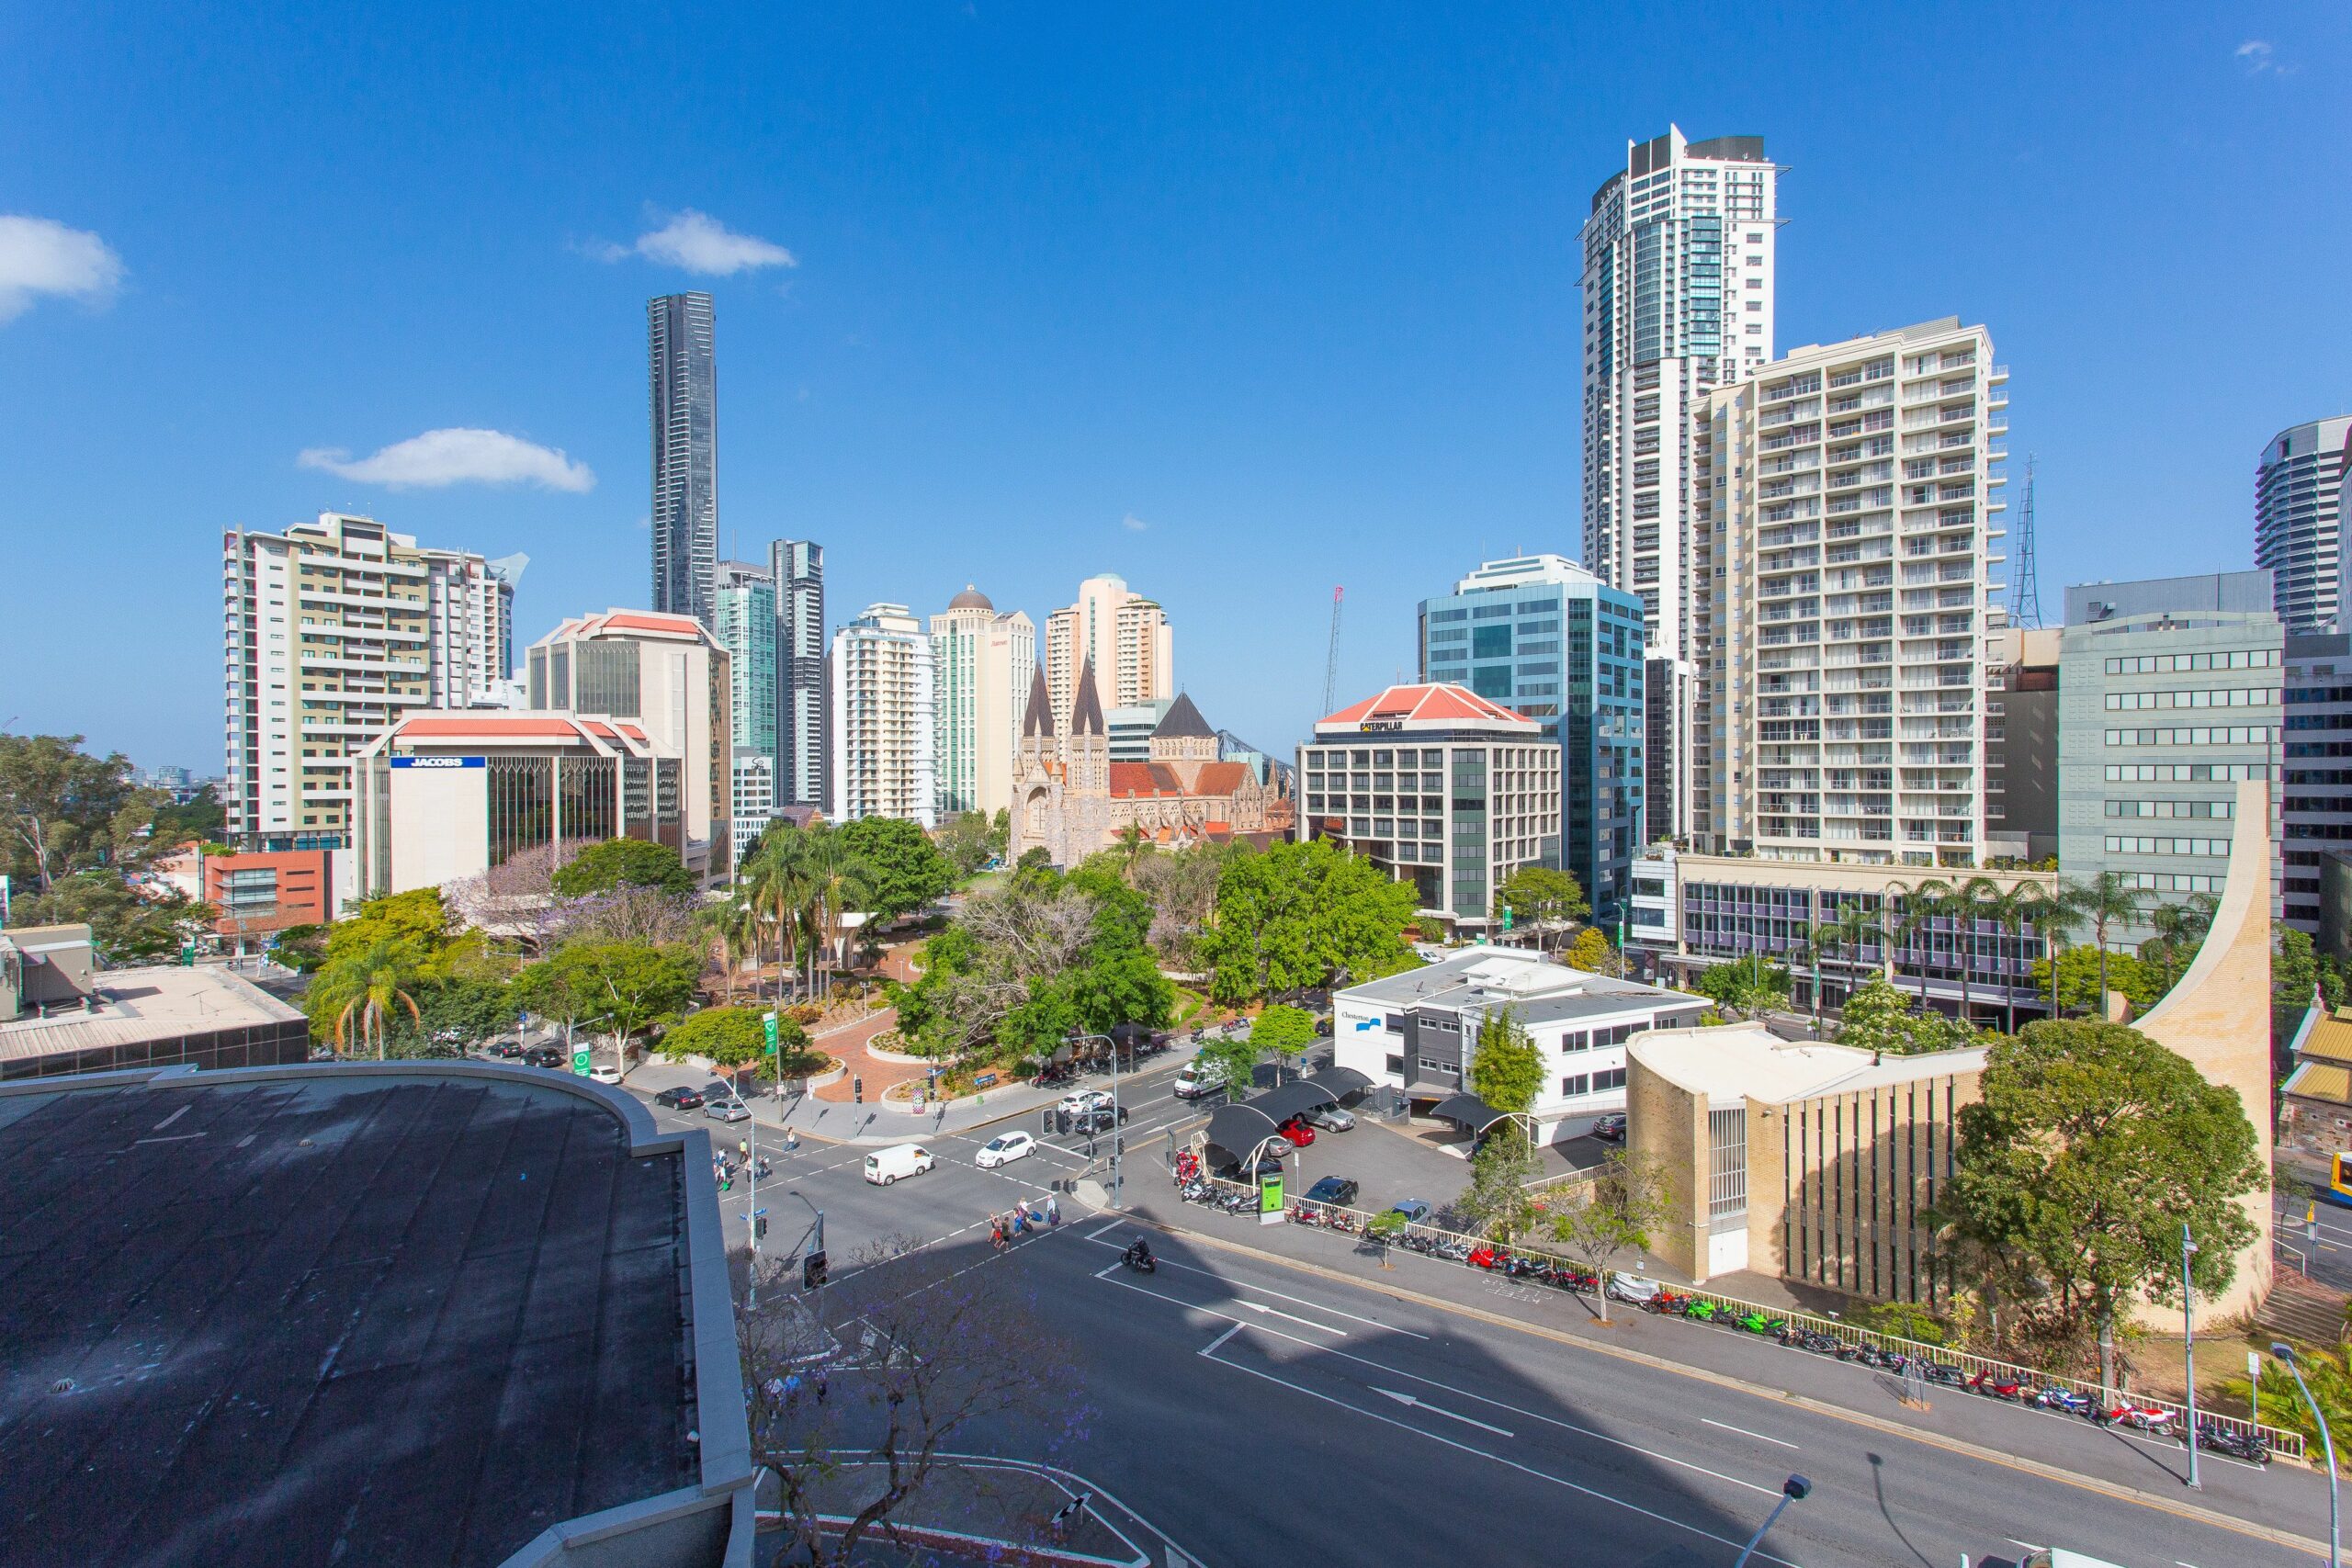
[2061, 871, 2142, 1017]
[1810, 901, 1879, 1016]
[1980, 883, 2042, 1035]
[746, 838, 815, 1002]
[332, 938, 422, 1060]
[1884, 879, 1951, 1010]
[2028, 889, 2086, 1019]
[1951, 874, 2001, 1027]
[1114, 823, 1151, 884]
[787, 824, 877, 1001]
[2143, 891, 2221, 998]
[705, 894, 763, 1005]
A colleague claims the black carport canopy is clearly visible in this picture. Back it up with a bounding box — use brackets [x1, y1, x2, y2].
[1203, 1102, 1282, 1163]
[1429, 1091, 1515, 1136]
[1246, 1080, 1340, 1127]
[1306, 1065, 1373, 1100]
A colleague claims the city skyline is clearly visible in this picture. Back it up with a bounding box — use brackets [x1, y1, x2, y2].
[8, 8, 2350, 778]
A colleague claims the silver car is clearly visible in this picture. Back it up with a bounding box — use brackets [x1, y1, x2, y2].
[704, 1099, 752, 1122]
[1303, 1104, 1355, 1133]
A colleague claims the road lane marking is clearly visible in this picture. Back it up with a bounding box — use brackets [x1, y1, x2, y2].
[1080, 1231, 1430, 1337]
[135, 1133, 207, 1145]
[1200, 1324, 1243, 1357]
[1094, 1267, 1326, 1348]
[1373, 1387, 1514, 1437]
[1702, 1417, 1800, 1450]
[1236, 1299, 1347, 1336]
[1199, 1346, 1805, 1567]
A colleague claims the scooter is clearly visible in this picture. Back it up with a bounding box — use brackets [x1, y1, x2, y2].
[1968, 1371, 2027, 1401]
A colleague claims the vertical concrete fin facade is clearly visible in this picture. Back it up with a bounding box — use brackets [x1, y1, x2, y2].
[2131, 775, 2276, 1325]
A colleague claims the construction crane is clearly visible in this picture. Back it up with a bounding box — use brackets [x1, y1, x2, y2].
[1322, 586, 1345, 715]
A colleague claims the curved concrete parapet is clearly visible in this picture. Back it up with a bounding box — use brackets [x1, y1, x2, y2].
[2131, 777, 2275, 1327]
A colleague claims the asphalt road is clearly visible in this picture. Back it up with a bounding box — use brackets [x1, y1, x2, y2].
[2274, 1193, 2352, 1293]
[629, 1070, 2337, 1568]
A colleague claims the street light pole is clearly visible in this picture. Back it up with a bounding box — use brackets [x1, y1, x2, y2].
[1733, 1475, 1811, 1568]
[2277, 1342, 2340, 1568]
[2182, 1223, 2199, 1488]
[746, 1098, 760, 1309]
[1068, 1031, 1125, 1204]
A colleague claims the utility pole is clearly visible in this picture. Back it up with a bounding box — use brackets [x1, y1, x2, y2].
[2182, 1223, 2199, 1488]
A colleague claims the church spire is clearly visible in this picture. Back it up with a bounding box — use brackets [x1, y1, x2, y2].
[1022, 663, 1055, 738]
[1070, 657, 1107, 736]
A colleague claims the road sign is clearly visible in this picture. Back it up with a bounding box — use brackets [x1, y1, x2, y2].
[1501, 904, 1513, 931]
[763, 1012, 779, 1055]
[571, 1047, 592, 1076]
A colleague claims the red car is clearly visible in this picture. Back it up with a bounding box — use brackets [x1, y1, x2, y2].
[1277, 1119, 1316, 1147]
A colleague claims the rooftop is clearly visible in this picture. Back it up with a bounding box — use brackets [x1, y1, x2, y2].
[0, 1065, 717, 1567]
[1630, 1021, 1986, 1108]
[0, 964, 304, 1063]
[1316, 683, 1537, 734]
[1340, 946, 1702, 1022]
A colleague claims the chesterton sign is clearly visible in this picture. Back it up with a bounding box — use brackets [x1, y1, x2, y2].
[390, 755, 486, 769]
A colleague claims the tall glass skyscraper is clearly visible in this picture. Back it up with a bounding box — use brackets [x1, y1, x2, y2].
[773, 538, 830, 809]
[715, 559, 779, 858]
[2256, 416, 2352, 635]
[1418, 555, 1646, 919]
[649, 292, 718, 627]
[1579, 126, 1778, 843]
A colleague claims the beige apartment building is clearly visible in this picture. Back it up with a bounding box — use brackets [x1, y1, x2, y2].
[222, 513, 516, 853]
[1692, 318, 2008, 868]
[1044, 573, 1172, 734]
[831, 603, 936, 828]
[931, 586, 1036, 820]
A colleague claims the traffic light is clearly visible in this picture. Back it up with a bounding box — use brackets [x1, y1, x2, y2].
[753, 1214, 769, 1240]
[853, 1076, 864, 1105]
[803, 1249, 829, 1290]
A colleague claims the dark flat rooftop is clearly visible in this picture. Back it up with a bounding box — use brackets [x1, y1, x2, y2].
[0, 1071, 698, 1568]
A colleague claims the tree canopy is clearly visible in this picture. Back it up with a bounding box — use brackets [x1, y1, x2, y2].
[1936, 1018, 2261, 1380]
[551, 837, 697, 899]
[1198, 840, 1419, 1004]
[935, 810, 1007, 879]
[1548, 1150, 1677, 1322]
[0, 733, 150, 891]
[2028, 946, 2164, 1015]
[837, 816, 956, 918]
[12, 871, 215, 964]
[1467, 1006, 1543, 1114]
[1495, 865, 1588, 933]
[1833, 978, 1984, 1056]
[1692, 959, 1792, 1018]
[661, 1004, 820, 1078]
[1251, 1003, 1317, 1064]
[1564, 926, 1614, 974]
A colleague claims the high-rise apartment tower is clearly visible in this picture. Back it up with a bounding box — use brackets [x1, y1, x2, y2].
[773, 539, 828, 808]
[1043, 574, 1172, 733]
[1579, 126, 1779, 841]
[831, 603, 938, 827]
[715, 558, 779, 857]
[649, 292, 718, 628]
[1691, 318, 2008, 867]
[222, 513, 512, 852]
[931, 586, 1037, 820]
[2255, 416, 2352, 635]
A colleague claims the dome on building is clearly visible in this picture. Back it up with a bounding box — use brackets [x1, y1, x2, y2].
[947, 584, 994, 612]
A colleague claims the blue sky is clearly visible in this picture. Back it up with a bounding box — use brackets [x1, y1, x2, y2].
[4, 4, 2347, 771]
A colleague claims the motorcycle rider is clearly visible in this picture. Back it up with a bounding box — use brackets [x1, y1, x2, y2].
[1123, 1236, 1154, 1269]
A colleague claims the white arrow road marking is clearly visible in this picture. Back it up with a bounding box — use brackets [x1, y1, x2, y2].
[1374, 1386, 1515, 1437]
[1237, 1299, 1347, 1335]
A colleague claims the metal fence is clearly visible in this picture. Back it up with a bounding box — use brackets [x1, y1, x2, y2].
[1170, 1176, 2307, 1462]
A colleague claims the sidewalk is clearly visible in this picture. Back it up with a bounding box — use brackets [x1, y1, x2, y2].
[755, 1451, 1182, 1566]
[622, 1050, 1073, 1145]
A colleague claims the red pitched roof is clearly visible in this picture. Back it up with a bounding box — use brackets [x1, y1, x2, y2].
[1316, 682, 1537, 732]
[1191, 761, 1251, 795]
[1108, 762, 1165, 797]
[597, 611, 706, 635]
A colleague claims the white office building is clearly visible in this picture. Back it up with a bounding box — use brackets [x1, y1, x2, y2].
[831, 603, 938, 827]
[1579, 126, 1780, 840]
[1330, 947, 1706, 1144]
[1692, 318, 2008, 867]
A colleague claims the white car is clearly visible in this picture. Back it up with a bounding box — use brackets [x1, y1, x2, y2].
[589, 1065, 624, 1085]
[975, 1131, 1036, 1169]
[1057, 1089, 1113, 1116]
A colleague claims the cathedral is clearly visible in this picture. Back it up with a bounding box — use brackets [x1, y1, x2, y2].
[1009, 662, 1290, 866]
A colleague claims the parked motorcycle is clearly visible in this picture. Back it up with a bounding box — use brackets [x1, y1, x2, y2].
[1968, 1371, 2027, 1401]
[2196, 1423, 2271, 1463]
[2097, 1403, 2175, 1436]
[2032, 1387, 2097, 1418]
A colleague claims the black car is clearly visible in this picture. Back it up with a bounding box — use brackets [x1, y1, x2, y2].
[485, 1040, 526, 1060]
[1304, 1176, 1360, 1206]
[521, 1045, 566, 1069]
[653, 1086, 706, 1111]
[1591, 1113, 1627, 1144]
[1069, 1105, 1131, 1135]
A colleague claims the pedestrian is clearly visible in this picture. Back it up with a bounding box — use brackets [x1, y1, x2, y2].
[738, 1138, 750, 1162]
[784, 1371, 803, 1407]
[815, 1372, 829, 1405]
[1046, 1193, 1060, 1227]
[764, 1375, 786, 1405]
[991, 1217, 1007, 1251]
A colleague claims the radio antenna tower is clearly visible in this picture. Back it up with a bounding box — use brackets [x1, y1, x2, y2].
[2008, 455, 2043, 629]
[1322, 586, 1345, 714]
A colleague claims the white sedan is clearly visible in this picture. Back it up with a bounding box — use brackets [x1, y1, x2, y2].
[1058, 1089, 1113, 1115]
[975, 1131, 1037, 1169]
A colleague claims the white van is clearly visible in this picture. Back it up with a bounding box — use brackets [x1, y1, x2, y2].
[2020, 1551, 2127, 1568]
[864, 1144, 937, 1185]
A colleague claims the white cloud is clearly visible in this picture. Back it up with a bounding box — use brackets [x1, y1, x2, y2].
[1121, 513, 1150, 533]
[2236, 39, 2278, 73]
[595, 209, 797, 276]
[299, 428, 595, 492]
[0, 215, 125, 323]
